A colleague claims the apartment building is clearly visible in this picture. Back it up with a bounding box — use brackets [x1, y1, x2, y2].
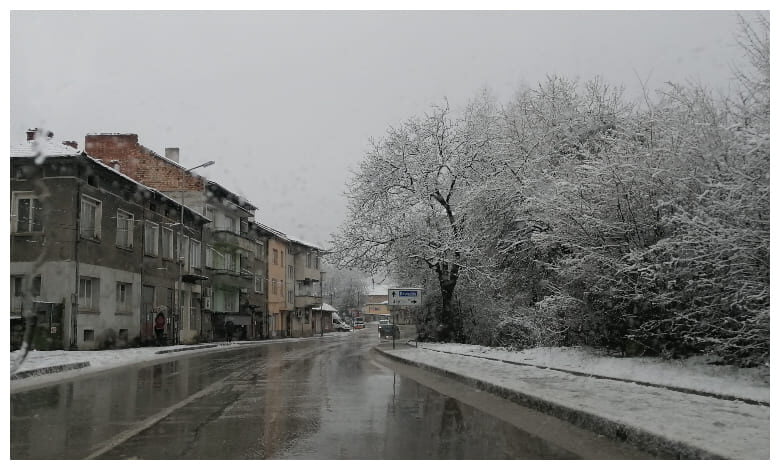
[289, 238, 325, 335]
[10, 132, 208, 349]
[84, 134, 258, 341]
[265, 231, 290, 337]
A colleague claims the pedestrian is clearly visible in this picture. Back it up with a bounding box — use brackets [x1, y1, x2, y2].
[154, 312, 166, 346]
[225, 320, 234, 343]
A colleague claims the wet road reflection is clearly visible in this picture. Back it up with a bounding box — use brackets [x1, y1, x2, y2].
[11, 331, 589, 459]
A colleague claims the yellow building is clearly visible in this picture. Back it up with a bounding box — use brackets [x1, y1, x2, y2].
[267, 235, 289, 337]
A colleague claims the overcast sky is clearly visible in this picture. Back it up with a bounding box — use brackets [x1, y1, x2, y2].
[10, 10, 761, 246]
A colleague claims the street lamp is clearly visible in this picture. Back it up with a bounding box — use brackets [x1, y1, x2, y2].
[175, 160, 215, 345]
[320, 271, 325, 337]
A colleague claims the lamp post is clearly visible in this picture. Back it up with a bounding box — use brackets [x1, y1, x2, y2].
[176, 160, 214, 345]
[320, 271, 325, 337]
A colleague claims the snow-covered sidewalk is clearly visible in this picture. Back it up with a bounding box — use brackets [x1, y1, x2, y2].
[10, 333, 344, 387]
[378, 342, 770, 459]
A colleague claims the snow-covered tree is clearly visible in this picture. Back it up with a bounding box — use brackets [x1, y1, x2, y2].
[330, 95, 501, 341]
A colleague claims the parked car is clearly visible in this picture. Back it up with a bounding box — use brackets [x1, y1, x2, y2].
[378, 323, 400, 340]
[333, 319, 352, 332]
[353, 317, 365, 329]
[378, 317, 390, 328]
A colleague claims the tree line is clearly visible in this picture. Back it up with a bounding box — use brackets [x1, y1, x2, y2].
[330, 15, 769, 367]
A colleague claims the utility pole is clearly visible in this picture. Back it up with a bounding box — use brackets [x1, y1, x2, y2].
[320, 271, 325, 337]
[176, 160, 214, 346]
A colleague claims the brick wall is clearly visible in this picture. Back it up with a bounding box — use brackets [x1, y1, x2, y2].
[84, 134, 205, 191]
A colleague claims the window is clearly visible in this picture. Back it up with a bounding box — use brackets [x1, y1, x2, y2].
[83, 329, 95, 342]
[255, 275, 264, 294]
[272, 279, 277, 295]
[13, 192, 43, 233]
[191, 240, 201, 268]
[288, 265, 294, 279]
[307, 252, 312, 268]
[255, 241, 265, 260]
[79, 277, 99, 310]
[226, 216, 237, 234]
[178, 234, 189, 266]
[144, 222, 159, 256]
[315, 255, 319, 270]
[205, 245, 213, 268]
[80, 196, 102, 239]
[288, 290, 293, 303]
[225, 251, 237, 272]
[206, 246, 225, 270]
[161, 227, 174, 259]
[116, 282, 132, 312]
[116, 210, 134, 248]
[9, 275, 41, 313]
[11, 276, 22, 313]
[273, 249, 279, 265]
[281, 251, 284, 266]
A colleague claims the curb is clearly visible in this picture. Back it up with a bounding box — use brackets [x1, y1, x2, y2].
[413, 344, 769, 407]
[154, 344, 219, 355]
[11, 361, 91, 381]
[375, 346, 725, 460]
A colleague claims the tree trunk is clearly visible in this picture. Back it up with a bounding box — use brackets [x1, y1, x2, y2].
[437, 275, 458, 342]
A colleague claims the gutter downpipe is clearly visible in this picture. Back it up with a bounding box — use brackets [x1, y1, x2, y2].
[71, 173, 82, 350]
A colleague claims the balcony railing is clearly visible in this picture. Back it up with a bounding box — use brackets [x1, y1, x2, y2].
[211, 229, 255, 253]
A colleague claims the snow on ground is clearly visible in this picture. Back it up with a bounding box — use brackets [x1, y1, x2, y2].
[416, 343, 770, 403]
[10, 333, 344, 381]
[387, 346, 770, 459]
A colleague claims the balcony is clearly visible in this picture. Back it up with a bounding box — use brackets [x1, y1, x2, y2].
[208, 269, 252, 290]
[211, 229, 255, 253]
[295, 294, 322, 309]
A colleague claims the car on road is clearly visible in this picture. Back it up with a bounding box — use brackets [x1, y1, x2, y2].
[353, 317, 365, 329]
[378, 318, 390, 327]
[333, 319, 352, 332]
[378, 323, 400, 340]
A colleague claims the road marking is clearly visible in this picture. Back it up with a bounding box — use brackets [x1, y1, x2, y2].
[84, 370, 241, 460]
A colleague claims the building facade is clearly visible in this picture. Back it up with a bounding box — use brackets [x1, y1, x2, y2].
[11, 133, 207, 349]
[84, 134, 258, 342]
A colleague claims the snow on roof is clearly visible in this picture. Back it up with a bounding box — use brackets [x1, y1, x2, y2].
[312, 302, 338, 312]
[10, 140, 81, 158]
[287, 234, 325, 251]
[11, 142, 210, 223]
[251, 220, 288, 241]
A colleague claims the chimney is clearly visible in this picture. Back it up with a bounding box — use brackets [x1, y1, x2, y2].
[62, 141, 78, 149]
[110, 160, 121, 172]
[165, 148, 180, 163]
[26, 128, 54, 141]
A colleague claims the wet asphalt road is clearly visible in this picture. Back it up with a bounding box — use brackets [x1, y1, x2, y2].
[11, 326, 654, 459]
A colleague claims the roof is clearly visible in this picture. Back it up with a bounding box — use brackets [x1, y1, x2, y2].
[11, 141, 210, 225]
[205, 181, 257, 212]
[10, 140, 81, 158]
[312, 302, 338, 312]
[287, 234, 325, 251]
[251, 220, 289, 241]
[85, 133, 257, 212]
